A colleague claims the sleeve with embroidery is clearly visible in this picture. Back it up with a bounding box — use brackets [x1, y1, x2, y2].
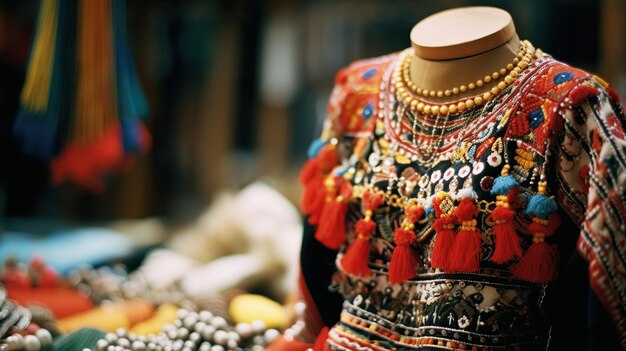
[553, 77, 626, 348]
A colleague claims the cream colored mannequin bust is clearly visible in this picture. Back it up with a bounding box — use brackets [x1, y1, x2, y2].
[409, 7, 520, 102]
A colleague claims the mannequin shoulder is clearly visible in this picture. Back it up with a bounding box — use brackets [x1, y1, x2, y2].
[326, 52, 399, 136]
[503, 57, 606, 153]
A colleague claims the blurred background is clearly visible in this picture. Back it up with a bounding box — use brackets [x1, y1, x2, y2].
[0, 0, 624, 221]
[0, 0, 623, 347]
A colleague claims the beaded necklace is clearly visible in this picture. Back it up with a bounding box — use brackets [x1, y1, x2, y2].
[393, 40, 538, 116]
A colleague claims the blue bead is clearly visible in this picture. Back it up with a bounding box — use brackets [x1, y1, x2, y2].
[553, 71, 574, 85]
[362, 68, 378, 80]
[528, 108, 545, 129]
[362, 103, 374, 120]
[307, 139, 326, 158]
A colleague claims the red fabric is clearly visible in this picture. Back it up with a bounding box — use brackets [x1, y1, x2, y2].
[7, 287, 94, 319]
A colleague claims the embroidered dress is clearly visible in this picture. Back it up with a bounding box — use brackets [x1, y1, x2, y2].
[298, 49, 626, 350]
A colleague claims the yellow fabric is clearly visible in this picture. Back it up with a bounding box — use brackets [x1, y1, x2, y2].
[229, 294, 289, 329]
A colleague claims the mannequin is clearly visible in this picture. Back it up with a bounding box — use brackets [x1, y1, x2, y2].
[289, 5, 626, 351]
[409, 7, 520, 102]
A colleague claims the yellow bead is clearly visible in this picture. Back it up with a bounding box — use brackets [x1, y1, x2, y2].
[465, 98, 474, 108]
[410, 100, 419, 109]
[499, 68, 507, 75]
[444, 89, 452, 97]
[483, 92, 492, 100]
[440, 105, 448, 114]
[468, 83, 476, 90]
[449, 104, 457, 113]
[491, 87, 500, 95]
[423, 105, 431, 113]
[460, 85, 467, 92]
[416, 87, 422, 94]
[492, 72, 500, 80]
[436, 90, 444, 98]
[513, 57, 519, 64]
[429, 91, 436, 97]
[504, 75, 514, 84]
[506, 63, 514, 70]
[457, 101, 466, 110]
[422, 89, 429, 97]
[510, 70, 519, 78]
[431, 105, 440, 115]
[498, 81, 507, 90]
[474, 96, 483, 105]
[484, 75, 492, 83]
[417, 102, 425, 112]
[452, 87, 460, 95]
[476, 80, 484, 87]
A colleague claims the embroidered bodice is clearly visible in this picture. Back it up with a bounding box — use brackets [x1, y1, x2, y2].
[299, 50, 626, 350]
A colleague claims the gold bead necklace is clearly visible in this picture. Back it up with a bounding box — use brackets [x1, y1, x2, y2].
[393, 40, 539, 116]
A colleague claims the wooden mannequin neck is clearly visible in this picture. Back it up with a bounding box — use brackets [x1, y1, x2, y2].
[409, 35, 520, 103]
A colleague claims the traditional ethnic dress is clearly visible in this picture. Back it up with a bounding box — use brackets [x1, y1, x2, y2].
[298, 43, 626, 351]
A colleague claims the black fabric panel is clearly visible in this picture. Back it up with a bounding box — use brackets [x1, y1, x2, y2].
[300, 216, 344, 327]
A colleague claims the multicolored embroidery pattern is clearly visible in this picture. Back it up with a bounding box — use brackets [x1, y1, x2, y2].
[300, 51, 626, 349]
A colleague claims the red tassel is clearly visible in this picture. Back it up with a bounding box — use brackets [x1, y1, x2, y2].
[388, 228, 418, 284]
[449, 198, 481, 273]
[569, 85, 599, 105]
[388, 204, 423, 284]
[340, 219, 376, 277]
[340, 191, 384, 277]
[489, 206, 522, 264]
[512, 213, 561, 283]
[430, 196, 457, 270]
[300, 146, 339, 225]
[314, 181, 353, 250]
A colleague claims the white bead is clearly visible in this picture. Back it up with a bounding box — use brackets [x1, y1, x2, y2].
[176, 309, 190, 319]
[7, 334, 25, 348]
[227, 339, 238, 349]
[36, 329, 53, 347]
[105, 333, 118, 343]
[210, 316, 227, 329]
[132, 341, 147, 351]
[96, 339, 109, 351]
[201, 325, 215, 340]
[183, 316, 197, 329]
[264, 329, 280, 343]
[193, 321, 206, 335]
[189, 332, 201, 343]
[250, 320, 266, 333]
[213, 330, 228, 345]
[235, 323, 253, 339]
[117, 338, 130, 348]
[198, 311, 213, 323]
[177, 328, 189, 340]
[24, 335, 41, 351]
[209, 346, 224, 351]
[198, 342, 211, 351]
